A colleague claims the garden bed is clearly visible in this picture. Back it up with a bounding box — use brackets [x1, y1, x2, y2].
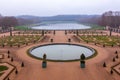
[0, 35, 42, 47]
[79, 35, 120, 46]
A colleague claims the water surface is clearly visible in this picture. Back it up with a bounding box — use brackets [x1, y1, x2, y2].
[30, 44, 95, 61]
[31, 23, 91, 30]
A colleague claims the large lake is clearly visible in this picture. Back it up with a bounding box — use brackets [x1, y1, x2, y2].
[31, 22, 91, 30]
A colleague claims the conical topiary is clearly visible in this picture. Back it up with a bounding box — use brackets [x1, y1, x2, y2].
[113, 58, 115, 62]
[15, 69, 18, 74]
[43, 54, 46, 61]
[80, 54, 86, 60]
[116, 55, 119, 59]
[115, 51, 118, 54]
[21, 62, 24, 67]
[11, 57, 13, 62]
[7, 77, 10, 80]
[110, 69, 113, 74]
[103, 62, 106, 67]
[8, 50, 10, 54]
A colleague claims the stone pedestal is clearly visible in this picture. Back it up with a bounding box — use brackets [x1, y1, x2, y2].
[42, 61, 47, 68]
[80, 61, 85, 68]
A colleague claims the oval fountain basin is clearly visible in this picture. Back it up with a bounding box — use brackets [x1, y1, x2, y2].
[29, 43, 96, 61]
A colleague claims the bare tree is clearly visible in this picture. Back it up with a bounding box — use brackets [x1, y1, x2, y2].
[1, 16, 18, 36]
[100, 11, 120, 28]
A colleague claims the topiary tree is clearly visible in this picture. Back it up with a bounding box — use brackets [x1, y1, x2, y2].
[51, 39, 53, 42]
[111, 44, 114, 47]
[10, 44, 12, 47]
[86, 41, 88, 44]
[2, 44, 4, 47]
[115, 51, 118, 54]
[18, 44, 20, 48]
[103, 44, 105, 47]
[68, 38, 71, 42]
[21, 62, 24, 67]
[8, 55, 10, 58]
[15, 69, 18, 74]
[7, 50, 10, 54]
[103, 62, 106, 67]
[116, 55, 119, 59]
[112, 58, 115, 62]
[80, 54, 86, 68]
[80, 54, 85, 60]
[110, 69, 113, 74]
[7, 77, 10, 80]
[94, 43, 97, 45]
[43, 54, 46, 61]
[11, 57, 13, 62]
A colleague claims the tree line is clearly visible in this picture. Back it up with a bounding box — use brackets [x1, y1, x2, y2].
[0, 11, 120, 32]
[100, 11, 120, 28]
[0, 16, 18, 30]
[0, 15, 34, 31]
[77, 11, 120, 28]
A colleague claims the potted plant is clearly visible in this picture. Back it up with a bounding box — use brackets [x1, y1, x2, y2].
[42, 54, 47, 68]
[80, 54, 86, 68]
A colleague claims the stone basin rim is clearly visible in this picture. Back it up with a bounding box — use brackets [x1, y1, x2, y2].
[27, 43, 97, 62]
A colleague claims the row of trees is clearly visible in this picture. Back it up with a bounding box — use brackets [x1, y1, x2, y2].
[0, 14, 34, 36]
[0, 16, 18, 27]
[100, 11, 120, 28]
[77, 11, 120, 28]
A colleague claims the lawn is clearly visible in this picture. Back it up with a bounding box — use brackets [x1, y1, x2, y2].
[15, 26, 29, 30]
[0, 65, 8, 72]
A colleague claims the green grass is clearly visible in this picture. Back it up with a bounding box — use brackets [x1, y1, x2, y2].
[82, 24, 105, 30]
[90, 24, 105, 30]
[15, 26, 29, 30]
[0, 66, 8, 72]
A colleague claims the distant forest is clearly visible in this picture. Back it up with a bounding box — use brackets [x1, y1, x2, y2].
[0, 11, 120, 29]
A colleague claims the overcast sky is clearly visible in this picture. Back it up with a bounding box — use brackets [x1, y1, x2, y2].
[0, 0, 120, 16]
